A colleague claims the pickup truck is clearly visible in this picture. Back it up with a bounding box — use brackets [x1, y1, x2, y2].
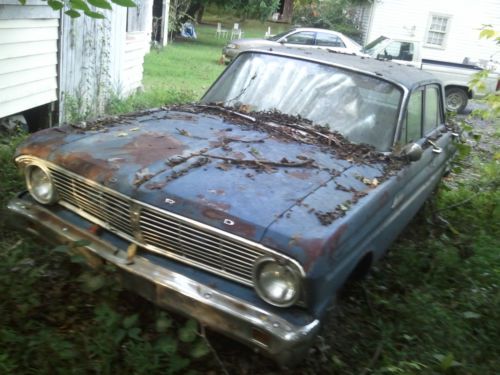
[360, 36, 500, 113]
[7, 48, 457, 366]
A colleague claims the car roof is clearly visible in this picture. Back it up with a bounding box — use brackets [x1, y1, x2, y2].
[243, 46, 439, 91]
[287, 27, 343, 35]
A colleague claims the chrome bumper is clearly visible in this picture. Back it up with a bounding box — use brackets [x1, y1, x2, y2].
[6, 195, 320, 366]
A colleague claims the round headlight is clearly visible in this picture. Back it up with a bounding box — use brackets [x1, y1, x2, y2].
[25, 164, 57, 204]
[253, 257, 302, 307]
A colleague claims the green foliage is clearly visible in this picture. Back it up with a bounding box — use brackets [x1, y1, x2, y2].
[469, 27, 500, 119]
[228, 0, 280, 21]
[293, 0, 370, 40]
[88, 0, 113, 10]
[188, 0, 280, 23]
[17, 0, 136, 19]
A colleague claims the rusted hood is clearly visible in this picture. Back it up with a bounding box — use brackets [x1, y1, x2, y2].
[17, 108, 387, 246]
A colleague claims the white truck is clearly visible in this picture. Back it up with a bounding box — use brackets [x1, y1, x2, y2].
[360, 36, 500, 113]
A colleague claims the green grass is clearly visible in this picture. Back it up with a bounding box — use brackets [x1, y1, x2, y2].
[1, 16, 499, 375]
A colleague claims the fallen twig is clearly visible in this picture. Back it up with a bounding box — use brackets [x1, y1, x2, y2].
[201, 153, 315, 168]
[359, 341, 383, 375]
[199, 325, 230, 375]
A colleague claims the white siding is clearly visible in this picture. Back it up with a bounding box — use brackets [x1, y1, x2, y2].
[0, 13, 59, 118]
[122, 32, 148, 95]
[59, 8, 125, 121]
[365, 0, 500, 64]
[59, 6, 152, 122]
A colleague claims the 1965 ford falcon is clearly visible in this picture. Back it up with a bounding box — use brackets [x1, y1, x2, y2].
[6, 48, 457, 366]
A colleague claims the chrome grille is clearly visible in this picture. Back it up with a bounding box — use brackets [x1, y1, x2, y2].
[140, 207, 261, 281]
[51, 169, 134, 237]
[44, 163, 283, 286]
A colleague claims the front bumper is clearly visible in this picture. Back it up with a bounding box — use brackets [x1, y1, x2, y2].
[6, 194, 320, 366]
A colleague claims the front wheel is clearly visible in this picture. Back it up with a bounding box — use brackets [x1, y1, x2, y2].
[445, 87, 468, 113]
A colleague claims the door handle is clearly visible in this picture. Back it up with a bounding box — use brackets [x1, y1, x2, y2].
[428, 140, 442, 154]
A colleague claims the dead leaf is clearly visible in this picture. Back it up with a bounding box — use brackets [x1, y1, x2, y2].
[177, 128, 190, 136]
[217, 162, 232, 171]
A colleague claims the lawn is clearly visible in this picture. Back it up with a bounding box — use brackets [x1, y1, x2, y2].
[1, 17, 499, 375]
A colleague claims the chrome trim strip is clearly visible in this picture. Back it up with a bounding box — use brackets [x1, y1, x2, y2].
[15, 156, 306, 288]
[7, 196, 319, 366]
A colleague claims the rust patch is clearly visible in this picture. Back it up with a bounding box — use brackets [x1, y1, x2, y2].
[122, 133, 186, 165]
[202, 208, 257, 239]
[17, 129, 67, 159]
[163, 112, 199, 122]
[299, 223, 349, 271]
[378, 190, 390, 209]
[231, 151, 246, 160]
[208, 189, 225, 196]
[288, 170, 312, 180]
[53, 152, 115, 182]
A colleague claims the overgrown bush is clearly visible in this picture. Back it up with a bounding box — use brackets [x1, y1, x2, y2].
[293, 0, 369, 40]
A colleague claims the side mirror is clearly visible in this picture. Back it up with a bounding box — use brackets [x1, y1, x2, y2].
[280, 38, 287, 44]
[377, 53, 392, 60]
[401, 143, 422, 161]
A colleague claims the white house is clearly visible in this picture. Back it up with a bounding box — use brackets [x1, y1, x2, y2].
[0, 0, 170, 129]
[356, 0, 500, 66]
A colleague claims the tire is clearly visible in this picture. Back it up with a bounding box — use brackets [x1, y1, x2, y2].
[445, 87, 468, 113]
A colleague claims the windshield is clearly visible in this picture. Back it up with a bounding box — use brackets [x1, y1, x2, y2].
[362, 36, 388, 55]
[202, 53, 403, 151]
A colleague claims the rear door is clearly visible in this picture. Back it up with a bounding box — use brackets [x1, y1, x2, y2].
[367, 83, 454, 260]
[314, 31, 346, 53]
[391, 83, 453, 218]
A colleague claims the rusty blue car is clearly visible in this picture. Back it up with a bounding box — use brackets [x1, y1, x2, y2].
[7, 48, 456, 366]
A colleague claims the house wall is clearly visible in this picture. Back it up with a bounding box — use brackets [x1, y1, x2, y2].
[364, 0, 500, 64]
[59, 4, 152, 123]
[0, 0, 59, 119]
[123, 0, 153, 94]
[59, 8, 125, 122]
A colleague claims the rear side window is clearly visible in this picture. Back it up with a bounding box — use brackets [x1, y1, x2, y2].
[285, 32, 315, 45]
[406, 90, 422, 142]
[423, 85, 441, 134]
[402, 85, 443, 144]
[315, 32, 346, 48]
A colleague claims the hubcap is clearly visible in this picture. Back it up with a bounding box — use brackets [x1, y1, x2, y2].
[446, 93, 464, 111]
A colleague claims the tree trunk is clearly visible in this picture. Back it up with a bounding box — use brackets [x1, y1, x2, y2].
[186, 2, 203, 22]
[281, 0, 293, 23]
[196, 5, 205, 23]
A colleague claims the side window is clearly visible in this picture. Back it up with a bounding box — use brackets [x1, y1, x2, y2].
[423, 85, 441, 134]
[406, 90, 422, 142]
[285, 32, 315, 45]
[315, 32, 346, 48]
[384, 41, 414, 61]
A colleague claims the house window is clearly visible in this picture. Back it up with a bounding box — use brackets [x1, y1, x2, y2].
[426, 14, 451, 47]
